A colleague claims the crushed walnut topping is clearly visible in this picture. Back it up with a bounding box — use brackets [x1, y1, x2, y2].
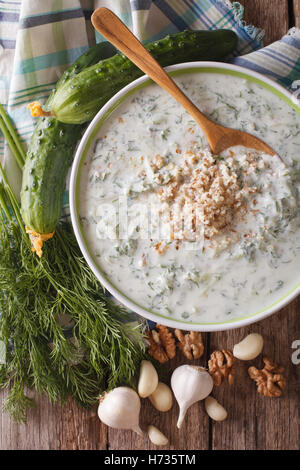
[152, 154, 165, 170]
[155, 150, 257, 244]
[154, 241, 169, 255]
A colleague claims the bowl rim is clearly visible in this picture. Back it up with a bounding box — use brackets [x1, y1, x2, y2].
[70, 60, 300, 331]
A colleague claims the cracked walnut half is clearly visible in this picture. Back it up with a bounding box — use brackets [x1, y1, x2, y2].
[208, 349, 235, 386]
[174, 330, 204, 360]
[248, 357, 286, 397]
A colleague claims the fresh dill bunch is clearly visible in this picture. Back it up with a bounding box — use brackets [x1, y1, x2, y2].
[0, 104, 146, 423]
[0, 215, 146, 422]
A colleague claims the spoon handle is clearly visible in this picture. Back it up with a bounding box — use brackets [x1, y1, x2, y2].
[91, 7, 211, 129]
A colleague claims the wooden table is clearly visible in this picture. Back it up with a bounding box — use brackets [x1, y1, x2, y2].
[1, 0, 299, 451]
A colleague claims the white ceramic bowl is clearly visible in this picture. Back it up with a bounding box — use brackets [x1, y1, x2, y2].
[70, 61, 300, 331]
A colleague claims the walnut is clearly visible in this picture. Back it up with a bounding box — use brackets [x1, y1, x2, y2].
[208, 349, 235, 386]
[146, 324, 176, 363]
[174, 330, 204, 360]
[146, 331, 169, 363]
[156, 324, 176, 359]
[248, 357, 286, 397]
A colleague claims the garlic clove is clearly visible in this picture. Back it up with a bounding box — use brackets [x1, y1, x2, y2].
[138, 360, 159, 398]
[148, 425, 169, 446]
[149, 382, 173, 412]
[233, 333, 264, 361]
[205, 396, 227, 421]
[171, 365, 213, 429]
[98, 386, 143, 436]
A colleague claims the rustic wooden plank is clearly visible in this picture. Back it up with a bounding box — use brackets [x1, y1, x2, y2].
[108, 335, 210, 450]
[210, 304, 300, 450]
[0, 391, 107, 450]
[294, 0, 300, 27]
[243, 0, 289, 45]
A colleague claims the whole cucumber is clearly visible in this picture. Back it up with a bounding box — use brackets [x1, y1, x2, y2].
[21, 42, 117, 235]
[51, 29, 237, 124]
[21, 117, 81, 234]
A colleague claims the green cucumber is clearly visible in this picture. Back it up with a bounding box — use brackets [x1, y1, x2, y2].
[21, 117, 81, 234]
[21, 42, 117, 235]
[51, 29, 237, 124]
[46, 41, 117, 108]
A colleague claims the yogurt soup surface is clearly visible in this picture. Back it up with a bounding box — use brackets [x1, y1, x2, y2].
[79, 72, 300, 323]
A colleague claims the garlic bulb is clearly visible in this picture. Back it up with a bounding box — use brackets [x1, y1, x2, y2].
[98, 386, 143, 436]
[138, 360, 158, 398]
[171, 365, 213, 428]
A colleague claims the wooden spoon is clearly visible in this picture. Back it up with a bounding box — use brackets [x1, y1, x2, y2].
[91, 7, 276, 156]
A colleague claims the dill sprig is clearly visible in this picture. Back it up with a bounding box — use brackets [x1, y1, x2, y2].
[0, 104, 146, 423]
[0, 211, 146, 422]
[0, 103, 25, 168]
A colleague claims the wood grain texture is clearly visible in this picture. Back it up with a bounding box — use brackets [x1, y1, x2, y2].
[0, 390, 107, 450]
[0, 0, 299, 451]
[243, 0, 289, 45]
[294, 0, 300, 27]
